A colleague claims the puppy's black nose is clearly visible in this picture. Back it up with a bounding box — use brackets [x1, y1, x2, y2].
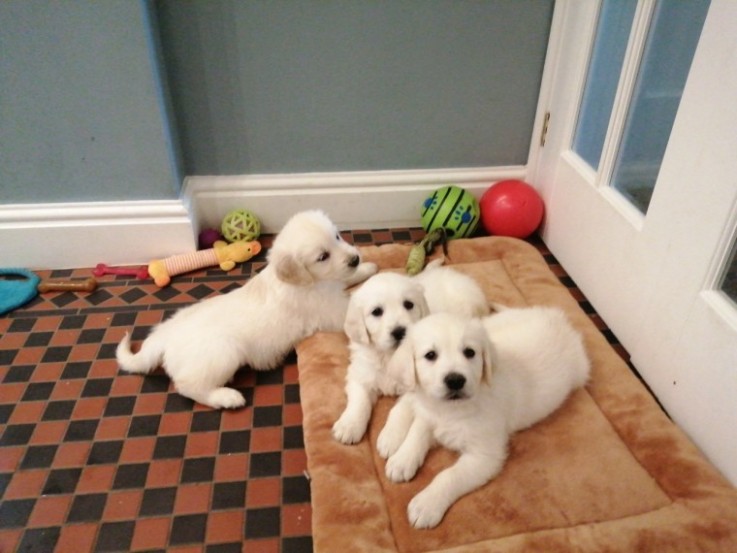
[444, 373, 466, 391]
[391, 326, 406, 344]
[348, 255, 360, 268]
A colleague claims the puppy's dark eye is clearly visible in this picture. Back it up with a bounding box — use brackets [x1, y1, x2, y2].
[424, 350, 437, 361]
[335, 232, 342, 241]
[317, 251, 330, 262]
[371, 307, 383, 317]
[403, 300, 414, 310]
[463, 347, 476, 359]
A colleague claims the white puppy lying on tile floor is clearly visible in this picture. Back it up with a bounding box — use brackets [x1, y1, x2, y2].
[378, 307, 590, 529]
[116, 210, 377, 410]
[332, 263, 489, 445]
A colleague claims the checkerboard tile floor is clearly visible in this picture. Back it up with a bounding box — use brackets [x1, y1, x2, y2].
[0, 229, 632, 552]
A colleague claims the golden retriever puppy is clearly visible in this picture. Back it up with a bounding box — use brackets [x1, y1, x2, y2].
[116, 210, 377, 409]
[379, 307, 590, 528]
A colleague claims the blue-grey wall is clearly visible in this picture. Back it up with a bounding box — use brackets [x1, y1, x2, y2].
[0, 1, 553, 204]
[0, 0, 179, 204]
[156, 0, 553, 175]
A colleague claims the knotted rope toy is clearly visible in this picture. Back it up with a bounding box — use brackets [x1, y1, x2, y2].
[405, 227, 448, 275]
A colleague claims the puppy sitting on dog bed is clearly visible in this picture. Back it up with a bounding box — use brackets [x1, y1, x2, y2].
[379, 307, 590, 528]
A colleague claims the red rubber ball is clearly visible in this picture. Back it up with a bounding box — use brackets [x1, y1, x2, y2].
[480, 180, 544, 238]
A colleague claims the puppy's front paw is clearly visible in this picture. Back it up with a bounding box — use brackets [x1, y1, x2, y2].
[207, 388, 247, 410]
[356, 262, 378, 280]
[408, 488, 448, 529]
[385, 451, 421, 483]
[377, 425, 405, 459]
[363, 261, 378, 274]
[332, 413, 366, 445]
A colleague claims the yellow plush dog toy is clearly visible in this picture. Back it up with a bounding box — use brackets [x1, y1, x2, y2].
[148, 240, 261, 287]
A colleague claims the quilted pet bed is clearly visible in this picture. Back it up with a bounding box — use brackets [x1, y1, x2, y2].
[296, 237, 737, 552]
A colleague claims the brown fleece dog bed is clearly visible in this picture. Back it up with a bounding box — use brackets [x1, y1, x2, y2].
[296, 237, 737, 552]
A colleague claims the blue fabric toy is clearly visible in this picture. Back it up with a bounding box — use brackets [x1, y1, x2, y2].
[0, 268, 40, 315]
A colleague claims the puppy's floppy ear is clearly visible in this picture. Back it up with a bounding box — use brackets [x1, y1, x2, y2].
[479, 326, 497, 387]
[386, 338, 417, 392]
[344, 299, 370, 344]
[272, 252, 314, 285]
[413, 283, 431, 318]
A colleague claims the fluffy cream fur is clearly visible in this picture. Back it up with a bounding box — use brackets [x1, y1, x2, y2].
[379, 307, 590, 528]
[116, 210, 377, 409]
[332, 265, 489, 444]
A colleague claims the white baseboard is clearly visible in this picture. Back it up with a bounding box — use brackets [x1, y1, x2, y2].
[183, 166, 527, 235]
[0, 201, 196, 270]
[2, 166, 527, 270]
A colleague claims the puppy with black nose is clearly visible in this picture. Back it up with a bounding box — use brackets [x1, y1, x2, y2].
[378, 308, 590, 529]
[332, 264, 489, 445]
[117, 210, 376, 410]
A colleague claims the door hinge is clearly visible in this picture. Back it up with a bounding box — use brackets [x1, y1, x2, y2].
[540, 111, 551, 147]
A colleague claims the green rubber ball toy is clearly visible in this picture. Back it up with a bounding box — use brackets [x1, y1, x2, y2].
[221, 209, 261, 243]
[421, 185, 480, 238]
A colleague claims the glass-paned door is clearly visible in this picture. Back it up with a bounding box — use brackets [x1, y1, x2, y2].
[534, 0, 737, 484]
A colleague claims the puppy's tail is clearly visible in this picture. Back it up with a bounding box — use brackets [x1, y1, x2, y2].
[424, 258, 446, 271]
[116, 332, 161, 375]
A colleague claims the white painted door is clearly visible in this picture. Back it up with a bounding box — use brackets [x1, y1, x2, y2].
[532, 0, 737, 484]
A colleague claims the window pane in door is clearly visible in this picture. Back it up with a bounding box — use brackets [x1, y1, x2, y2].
[609, 0, 711, 214]
[572, 0, 637, 170]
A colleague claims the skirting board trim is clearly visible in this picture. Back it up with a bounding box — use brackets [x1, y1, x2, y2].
[2, 166, 527, 270]
[184, 165, 527, 234]
[0, 200, 196, 270]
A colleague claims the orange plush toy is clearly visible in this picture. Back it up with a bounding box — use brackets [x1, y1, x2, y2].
[148, 240, 261, 287]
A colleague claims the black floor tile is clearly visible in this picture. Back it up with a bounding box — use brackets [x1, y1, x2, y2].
[249, 452, 281, 478]
[282, 475, 311, 504]
[245, 506, 280, 538]
[61, 361, 92, 379]
[153, 435, 186, 459]
[190, 410, 222, 432]
[4, 365, 34, 383]
[22, 382, 55, 401]
[41, 399, 77, 421]
[42, 468, 82, 495]
[67, 493, 107, 522]
[95, 520, 135, 552]
[181, 457, 215, 484]
[0, 498, 36, 528]
[81, 378, 113, 397]
[17, 526, 60, 553]
[219, 430, 250, 454]
[212, 481, 247, 510]
[103, 396, 136, 417]
[127, 415, 161, 437]
[1, 424, 35, 446]
[64, 419, 99, 442]
[112, 463, 149, 490]
[87, 441, 124, 465]
[139, 487, 177, 517]
[253, 406, 282, 427]
[21, 445, 58, 469]
[170, 513, 207, 545]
